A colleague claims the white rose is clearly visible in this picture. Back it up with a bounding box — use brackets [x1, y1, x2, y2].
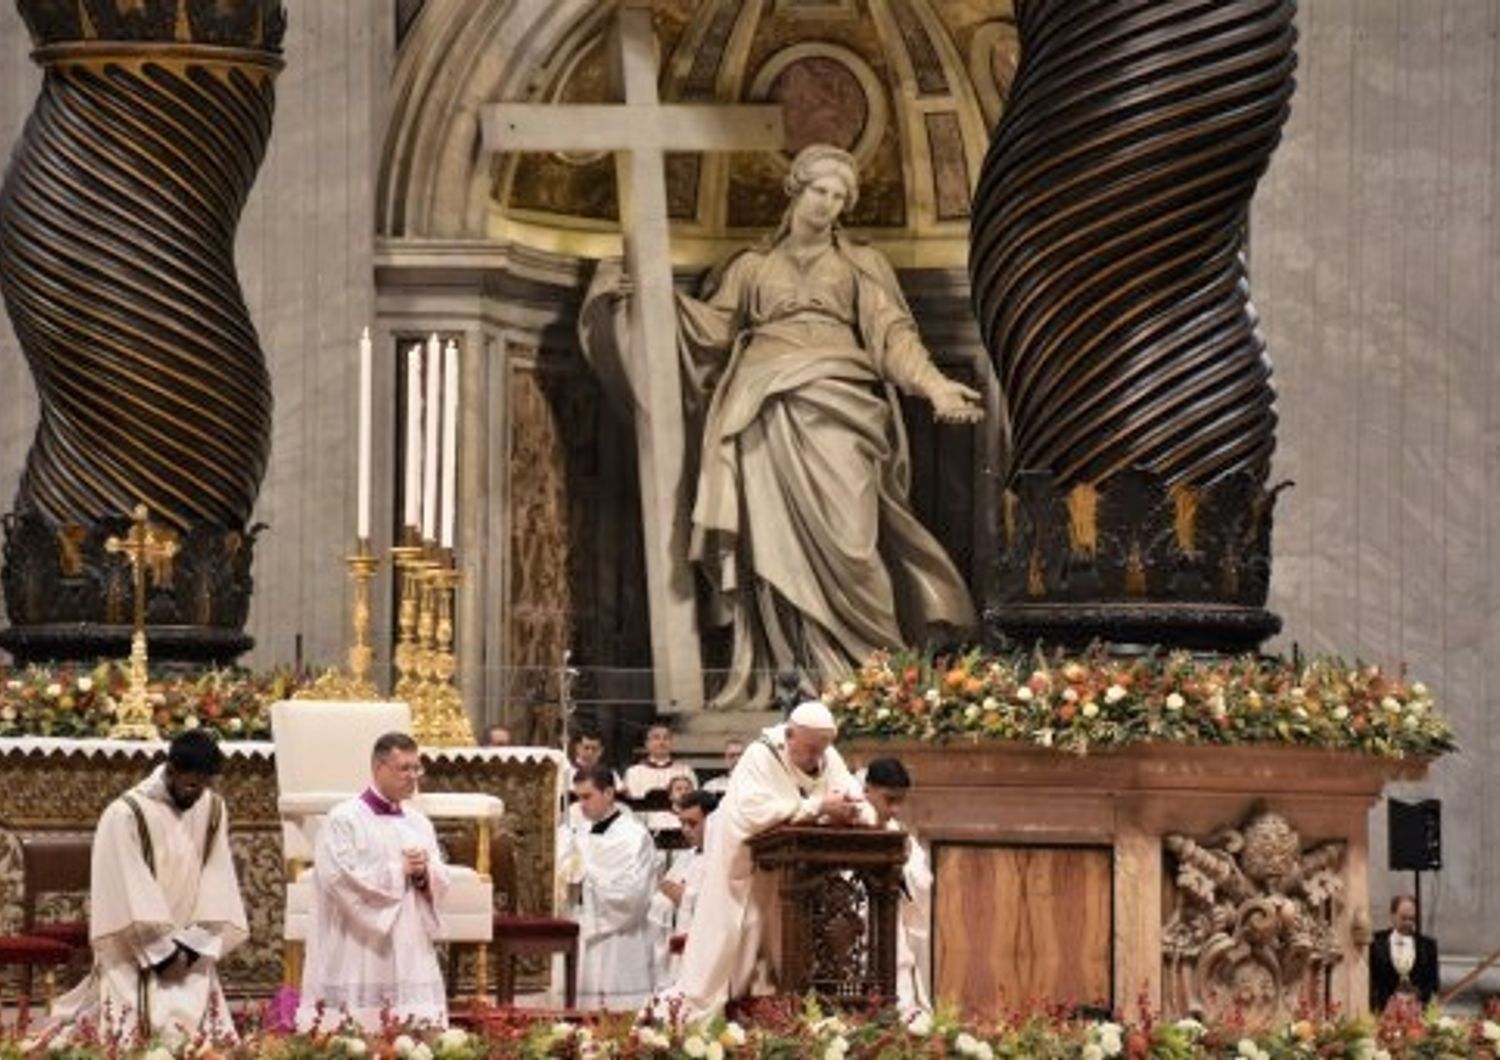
[706, 1041, 725, 1060]
[1165, 693, 1185, 712]
[1036, 728, 1054, 748]
[1294, 706, 1309, 719]
[1208, 694, 1226, 715]
[954, 1032, 980, 1056]
[227, 717, 244, 732]
[183, 714, 201, 730]
[144, 1049, 174, 1060]
[822, 1038, 848, 1060]
[1174, 1017, 1205, 1038]
[683, 1034, 708, 1058]
[1016, 686, 1034, 703]
[839, 681, 856, 697]
[1332, 705, 1349, 721]
[1483, 1019, 1500, 1042]
[392, 1037, 417, 1058]
[1082, 701, 1099, 719]
[344, 1038, 369, 1058]
[905, 1010, 932, 1037]
[1290, 687, 1306, 700]
[1097, 1022, 1123, 1056]
[1403, 714, 1420, 730]
[975, 1044, 994, 1060]
[964, 704, 980, 721]
[982, 696, 998, 711]
[77, 676, 93, 692]
[925, 688, 940, 704]
[1062, 687, 1078, 703]
[1082, 1046, 1104, 1060]
[5, 679, 20, 690]
[549, 1023, 574, 1039]
[1436, 1016, 1457, 1031]
[1382, 696, 1401, 713]
[0, 706, 14, 722]
[45, 682, 61, 697]
[721, 1021, 747, 1046]
[1105, 684, 1127, 704]
[437, 1028, 468, 1050]
[408, 1044, 433, 1060]
[1411, 682, 1428, 697]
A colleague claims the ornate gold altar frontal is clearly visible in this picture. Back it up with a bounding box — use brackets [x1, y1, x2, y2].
[0, 739, 562, 996]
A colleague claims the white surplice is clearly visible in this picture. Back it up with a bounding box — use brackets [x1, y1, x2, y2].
[672, 723, 868, 1021]
[561, 809, 658, 1010]
[647, 846, 706, 989]
[50, 766, 247, 1045]
[296, 794, 451, 1031]
[895, 829, 933, 1013]
[623, 759, 699, 833]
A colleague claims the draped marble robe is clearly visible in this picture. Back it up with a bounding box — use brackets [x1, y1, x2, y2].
[296, 794, 451, 1030]
[50, 766, 247, 1044]
[672, 723, 870, 1022]
[580, 234, 975, 710]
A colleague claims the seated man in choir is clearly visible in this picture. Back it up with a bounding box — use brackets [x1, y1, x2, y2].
[672, 701, 872, 1021]
[49, 730, 247, 1045]
[297, 732, 450, 1031]
[624, 721, 699, 834]
[648, 789, 716, 988]
[483, 723, 512, 747]
[559, 765, 659, 1010]
[1370, 893, 1440, 1011]
[860, 757, 932, 1013]
[700, 737, 745, 795]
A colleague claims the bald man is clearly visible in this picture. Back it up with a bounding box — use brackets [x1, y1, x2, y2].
[670, 701, 872, 1021]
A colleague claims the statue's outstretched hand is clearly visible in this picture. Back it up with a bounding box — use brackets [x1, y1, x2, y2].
[927, 375, 984, 424]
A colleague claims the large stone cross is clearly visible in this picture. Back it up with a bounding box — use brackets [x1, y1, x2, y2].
[482, 4, 784, 713]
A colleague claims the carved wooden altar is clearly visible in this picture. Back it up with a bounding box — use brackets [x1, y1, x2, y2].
[747, 824, 906, 1005]
[843, 740, 1429, 1023]
[0, 738, 563, 997]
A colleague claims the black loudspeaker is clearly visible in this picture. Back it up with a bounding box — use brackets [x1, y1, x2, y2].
[1388, 798, 1442, 872]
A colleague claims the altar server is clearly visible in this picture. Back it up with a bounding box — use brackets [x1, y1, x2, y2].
[297, 732, 450, 1030]
[50, 730, 247, 1044]
[861, 756, 933, 1012]
[560, 764, 658, 1009]
[648, 789, 715, 988]
[623, 721, 699, 833]
[672, 701, 872, 1022]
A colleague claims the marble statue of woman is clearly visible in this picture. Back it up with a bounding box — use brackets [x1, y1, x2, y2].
[586, 144, 981, 709]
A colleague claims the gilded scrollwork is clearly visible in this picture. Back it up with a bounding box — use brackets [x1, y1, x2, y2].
[1163, 808, 1346, 1028]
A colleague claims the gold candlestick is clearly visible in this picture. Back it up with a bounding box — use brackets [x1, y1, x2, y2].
[294, 539, 381, 701]
[390, 544, 428, 701]
[104, 504, 179, 741]
[411, 562, 474, 746]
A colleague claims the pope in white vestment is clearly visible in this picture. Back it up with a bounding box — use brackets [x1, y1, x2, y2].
[297, 733, 451, 1031]
[672, 702, 871, 1022]
[562, 765, 659, 1010]
[50, 732, 247, 1045]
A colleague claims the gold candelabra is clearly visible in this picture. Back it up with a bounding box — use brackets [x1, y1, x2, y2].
[104, 504, 179, 741]
[391, 543, 431, 702]
[410, 556, 474, 746]
[294, 539, 381, 701]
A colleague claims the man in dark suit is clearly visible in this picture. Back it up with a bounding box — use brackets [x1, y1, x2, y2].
[1370, 893, 1439, 1011]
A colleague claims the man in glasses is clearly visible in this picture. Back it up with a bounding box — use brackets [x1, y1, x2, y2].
[297, 731, 450, 1030]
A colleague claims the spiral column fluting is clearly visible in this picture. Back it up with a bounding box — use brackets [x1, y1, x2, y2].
[0, 1, 285, 664]
[970, 0, 1297, 652]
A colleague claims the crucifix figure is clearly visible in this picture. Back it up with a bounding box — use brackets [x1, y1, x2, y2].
[482, 3, 784, 713]
[104, 503, 180, 740]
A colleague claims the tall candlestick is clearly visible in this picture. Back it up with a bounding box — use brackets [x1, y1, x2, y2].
[440, 340, 459, 550]
[357, 327, 372, 540]
[403, 345, 422, 530]
[421, 333, 441, 542]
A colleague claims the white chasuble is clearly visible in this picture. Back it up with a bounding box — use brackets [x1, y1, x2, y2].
[672, 723, 866, 1022]
[297, 795, 451, 1031]
[50, 766, 247, 1045]
[568, 809, 658, 1010]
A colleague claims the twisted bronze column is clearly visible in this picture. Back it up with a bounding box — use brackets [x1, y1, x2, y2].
[970, 1, 1297, 652]
[0, 1, 285, 664]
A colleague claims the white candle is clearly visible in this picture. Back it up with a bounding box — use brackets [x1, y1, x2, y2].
[421, 333, 441, 542]
[356, 327, 372, 541]
[440, 340, 459, 549]
[403, 345, 422, 531]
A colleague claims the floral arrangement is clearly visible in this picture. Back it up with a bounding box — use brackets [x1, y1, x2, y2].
[823, 648, 1456, 759]
[0, 999, 1495, 1060]
[0, 661, 306, 741]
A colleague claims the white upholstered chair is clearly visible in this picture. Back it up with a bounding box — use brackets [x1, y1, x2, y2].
[269, 699, 503, 992]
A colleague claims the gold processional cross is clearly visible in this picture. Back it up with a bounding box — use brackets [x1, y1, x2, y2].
[104, 504, 180, 740]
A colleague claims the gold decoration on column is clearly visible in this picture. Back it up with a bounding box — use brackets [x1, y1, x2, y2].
[391, 544, 429, 703]
[294, 540, 381, 701]
[104, 504, 180, 740]
[411, 560, 474, 747]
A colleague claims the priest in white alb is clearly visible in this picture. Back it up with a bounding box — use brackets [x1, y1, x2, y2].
[297, 732, 450, 1030]
[648, 788, 714, 988]
[48, 731, 247, 1045]
[670, 701, 872, 1022]
[858, 756, 933, 1012]
[560, 764, 659, 1009]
